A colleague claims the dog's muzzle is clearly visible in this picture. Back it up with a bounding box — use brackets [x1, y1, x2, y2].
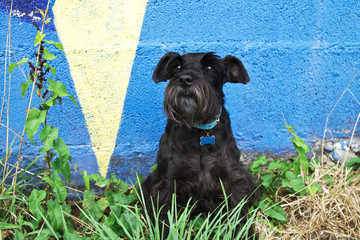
[163, 74, 220, 127]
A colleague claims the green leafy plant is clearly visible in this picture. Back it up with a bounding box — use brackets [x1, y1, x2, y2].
[251, 125, 322, 226]
[10, 8, 75, 188]
[2, 5, 78, 239]
[345, 157, 360, 170]
[79, 172, 140, 239]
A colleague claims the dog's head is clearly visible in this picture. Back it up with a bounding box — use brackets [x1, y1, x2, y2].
[153, 52, 249, 127]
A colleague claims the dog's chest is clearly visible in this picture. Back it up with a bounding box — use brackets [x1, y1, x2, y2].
[158, 123, 240, 188]
[169, 143, 234, 186]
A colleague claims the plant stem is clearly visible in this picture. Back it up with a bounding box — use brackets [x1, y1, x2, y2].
[14, 0, 51, 195]
[1, 0, 13, 186]
[321, 70, 360, 166]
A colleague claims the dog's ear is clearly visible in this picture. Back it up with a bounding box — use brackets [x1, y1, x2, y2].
[223, 55, 250, 84]
[153, 52, 182, 83]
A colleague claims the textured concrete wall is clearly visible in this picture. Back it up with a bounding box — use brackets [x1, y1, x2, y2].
[1, 0, 360, 183]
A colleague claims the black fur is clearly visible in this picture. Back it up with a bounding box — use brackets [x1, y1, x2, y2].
[142, 52, 258, 239]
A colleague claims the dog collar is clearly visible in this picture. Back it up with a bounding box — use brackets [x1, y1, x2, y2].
[193, 108, 222, 130]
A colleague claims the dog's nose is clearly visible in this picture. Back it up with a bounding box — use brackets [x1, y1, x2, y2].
[178, 75, 193, 87]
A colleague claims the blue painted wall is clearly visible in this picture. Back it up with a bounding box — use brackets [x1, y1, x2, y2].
[1, 0, 360, 183]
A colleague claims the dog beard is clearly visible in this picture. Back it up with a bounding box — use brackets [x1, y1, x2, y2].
[163, 79, 220, 127]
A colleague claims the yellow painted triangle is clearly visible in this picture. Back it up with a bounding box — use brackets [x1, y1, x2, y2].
[53, 0, 148, 177]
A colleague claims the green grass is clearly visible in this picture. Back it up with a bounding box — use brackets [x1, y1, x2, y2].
[0, 165, 259, 239]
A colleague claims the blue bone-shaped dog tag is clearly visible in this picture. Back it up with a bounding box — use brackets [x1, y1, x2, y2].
[200, 135, 215, 146]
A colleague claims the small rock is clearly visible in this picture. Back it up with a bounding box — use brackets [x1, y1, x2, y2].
[321, 154, 329, 164]
[331, 149, 357, 162]
[351, 144, 360, 152]
[332, 150, 342, 161]
[324, 142, 334, 152]
[334, 141, 350, 151]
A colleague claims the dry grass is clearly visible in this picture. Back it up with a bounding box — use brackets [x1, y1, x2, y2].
[255, 165, 360, 240]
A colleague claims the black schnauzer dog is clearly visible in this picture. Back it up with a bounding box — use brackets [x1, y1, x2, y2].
[141, 52, 258, 238]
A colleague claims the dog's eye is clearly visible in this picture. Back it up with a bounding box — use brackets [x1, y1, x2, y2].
[206, 66, 213, 70]
[177, 65, 182, 69]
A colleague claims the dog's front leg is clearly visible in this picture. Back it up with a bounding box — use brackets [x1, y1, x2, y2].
[224, 178, 259, 240]
[141, 173, 173, 239]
